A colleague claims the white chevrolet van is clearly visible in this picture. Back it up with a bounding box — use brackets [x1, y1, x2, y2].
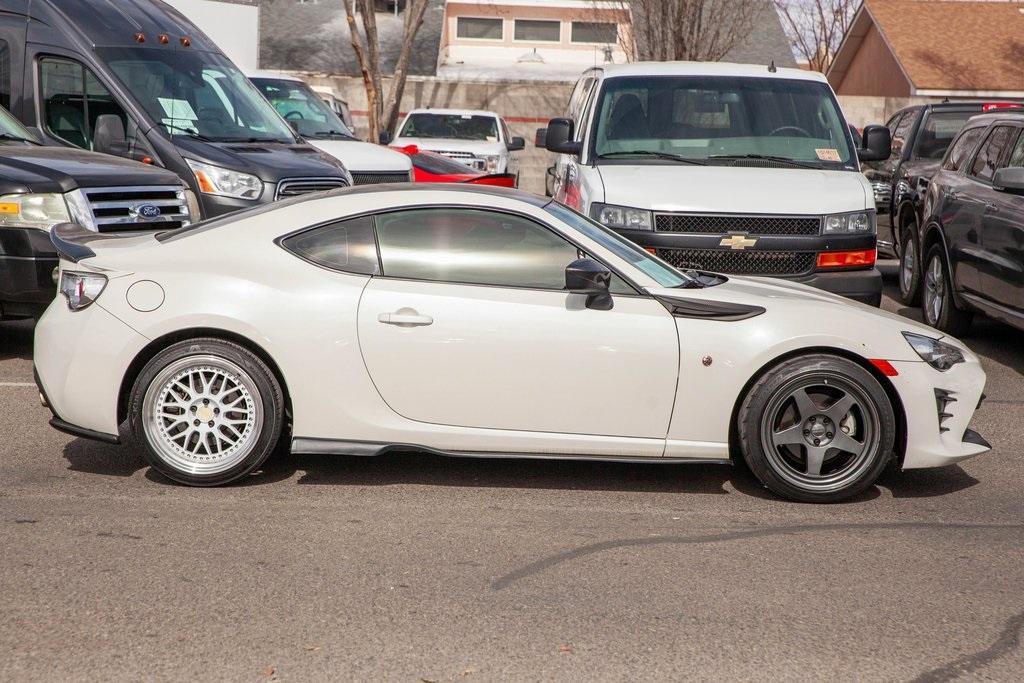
[542, 62, 892, 305]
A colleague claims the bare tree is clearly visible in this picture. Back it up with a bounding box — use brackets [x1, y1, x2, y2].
[341, 0, 430, 141]
[614, 0, 762, 62]
[774, 0, 860, 73]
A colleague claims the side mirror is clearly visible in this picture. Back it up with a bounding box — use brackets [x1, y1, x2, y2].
[544, 117, 583, 155]
[566, 257, 612, 310]
[93, 114, 127, 156]
[507, 136, 525, 151]
[857, 124, 892, 162]
[378, 130, 393, 145]
[993, 167, 1024, 195]
[534, 127, 547, 148]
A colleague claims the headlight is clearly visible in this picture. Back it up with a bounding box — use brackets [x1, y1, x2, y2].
[0, 193, 70, 231]
[185, 159, 262, 200]
[903, 332, 965, 371]
[823, 210, 876, 234]
[59, 271, 107, 311]
[590, 203, 653, 231]
[483, 154, 501, 173]
[63, 189, 97, 231]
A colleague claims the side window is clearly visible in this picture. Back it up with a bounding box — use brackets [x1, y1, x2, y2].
[375, 208, 632, 293]
[970, 125, 1014, 181]
[890, 111, 915, 158]
[942, 126, 985, 172]
[1008, 129, 1024, 169]
[282, 215, 379, 275]
[0, 39, 10, 110]
[886, 112, 904, 137]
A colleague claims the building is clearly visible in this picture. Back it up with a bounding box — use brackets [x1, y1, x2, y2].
[827, 0, 1024, 98]
[437, 0, 633, 81]
[164, 0, 261, 71]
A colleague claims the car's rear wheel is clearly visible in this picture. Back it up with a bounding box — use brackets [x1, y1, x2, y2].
[922, 244, 973, 336]
[897, 221, 921, 306]
[129, 338, 284, 486]
[738, 354, 896, 503]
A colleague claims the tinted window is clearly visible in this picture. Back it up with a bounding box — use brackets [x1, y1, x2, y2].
[890, 110, 916, 158]
[970, 126, 1014, 181]
[250, 77, 353, 138]
[40, 58, 124, 150]
[912, 111, 975, 160]
[457, 17, 502, 40]
[282, 216, 379, 274]
[1008, 129, 1024, 168]
[886, 112, 905, 136]
[514, 19, 560, 41]
[942, 126, 985, 171]
[0, 39, 9, 110]
[376, 208, 580, 289]
[571, 22, 617, 43]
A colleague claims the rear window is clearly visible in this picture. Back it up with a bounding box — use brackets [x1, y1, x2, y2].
[912, 111, 977, 160]
[281, 216, 379, 274]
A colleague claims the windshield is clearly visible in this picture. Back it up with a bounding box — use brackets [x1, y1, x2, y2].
[400, 113, 499, 141]
[98, 47, 296, 143]
[0, 106, 37, 142]
[592, 75, 856, 167]
[544, 202, 692, 288]
[912, 111, 976, 160]
[250, 77, 354, 139]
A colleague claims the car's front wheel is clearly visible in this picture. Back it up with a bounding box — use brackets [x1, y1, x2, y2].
[128, 338, 284, 486]
[738, 354, 896, 503]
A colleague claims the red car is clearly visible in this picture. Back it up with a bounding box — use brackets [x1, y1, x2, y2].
[392, 145, 517, 187]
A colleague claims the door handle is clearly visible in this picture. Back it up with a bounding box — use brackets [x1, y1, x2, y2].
[378, 309, 434, 327]
[985, 203, 999, 214]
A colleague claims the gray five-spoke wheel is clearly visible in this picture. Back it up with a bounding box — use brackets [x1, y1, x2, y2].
[759, 374, 879, 493]
[924, 253, 944, 324]
[142, 355, 264, 476]
[900, 237, 916, 296]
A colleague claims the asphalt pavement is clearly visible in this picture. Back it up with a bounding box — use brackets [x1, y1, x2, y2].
[2, 264, 1022, 681]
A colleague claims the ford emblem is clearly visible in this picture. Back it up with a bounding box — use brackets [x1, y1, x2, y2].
[137, 204, 161, 219]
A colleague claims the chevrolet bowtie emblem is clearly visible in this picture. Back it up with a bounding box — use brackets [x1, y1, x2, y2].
[720, 234, 757, 250]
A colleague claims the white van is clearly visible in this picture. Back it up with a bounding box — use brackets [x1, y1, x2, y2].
[542, 62, 892, 305]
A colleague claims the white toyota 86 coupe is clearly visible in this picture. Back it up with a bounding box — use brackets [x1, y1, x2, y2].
[34, 185, 989, 502]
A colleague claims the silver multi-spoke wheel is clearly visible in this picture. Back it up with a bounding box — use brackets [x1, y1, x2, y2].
[142, 355, 264, 476]
[759, 373, 880, 494]
[900, 237, 916, 296]
[923, 254, 944, 325]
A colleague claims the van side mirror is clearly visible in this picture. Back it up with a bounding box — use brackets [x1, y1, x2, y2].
[534, 127, 547, 148]
[993, 167, 1024, 195]
[545, 117, 582, 155]
[93, 114, 127, 157]
[566, 258, 612, 310]
[857, 124, 891, 162]
[507, 136, 525, 151]
[378, 130, 392, 145]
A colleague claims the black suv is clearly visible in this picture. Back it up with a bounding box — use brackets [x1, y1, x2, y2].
[863, 102, 1020, 258]
[899, 111, 1024, 335]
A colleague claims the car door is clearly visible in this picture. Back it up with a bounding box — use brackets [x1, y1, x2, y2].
[937, 125, 989, 295]
[964, 124, 1017, 306]
[979, 126, 1024, 311]
[356, 206, 680, 443]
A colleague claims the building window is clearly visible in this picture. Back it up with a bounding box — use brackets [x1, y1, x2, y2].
[571, 21, 617, 44]
[514, 19, 560, 42]
[456, 17, 503, 40]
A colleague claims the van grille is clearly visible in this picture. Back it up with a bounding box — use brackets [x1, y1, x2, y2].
[82, 185, 191, 233]
[654, 213, 821, 236]
[276, 177, 349, 199]
[657, 248, 816, 276]
[436, 151, 485, 170]
[351, 171, 412, 185]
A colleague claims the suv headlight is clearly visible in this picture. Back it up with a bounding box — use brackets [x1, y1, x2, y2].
[0, 193, 71, 231]
[903, 332, 965, 371]
[59, 271, 107, 311]
[185, 159, 263, 200]
[823, 210, 876, 234]
[483, 154, 501, 173]
[590, 203, 653, 231]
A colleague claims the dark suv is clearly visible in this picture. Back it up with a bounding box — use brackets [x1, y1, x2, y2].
[899, 111, 1024, 334]
[863, 102, 1020, 258]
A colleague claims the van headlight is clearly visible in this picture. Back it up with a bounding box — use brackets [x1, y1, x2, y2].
[903, 332, 965, 371]
[823, 210, 876, 234]
[0, 193, 71, 231]
[185, 159, 263, 200]
[590, 203, 653, 231]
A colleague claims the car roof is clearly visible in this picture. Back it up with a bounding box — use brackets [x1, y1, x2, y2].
[589, 61, 828, 83]
[404, 108, 500, 118]
[965, 110, 1024, 126]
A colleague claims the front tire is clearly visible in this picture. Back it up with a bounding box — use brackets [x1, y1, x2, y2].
[922, 244, 973, 336]
[129, 338, 284, 486]
[737, 354, 896, 503]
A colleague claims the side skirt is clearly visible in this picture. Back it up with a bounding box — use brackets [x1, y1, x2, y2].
[290, 437, 733, 466]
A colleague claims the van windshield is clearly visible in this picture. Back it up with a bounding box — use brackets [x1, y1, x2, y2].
[250, 77, 355, 139]
[98, 47, 296, 143]
[592, 75, 856, 168]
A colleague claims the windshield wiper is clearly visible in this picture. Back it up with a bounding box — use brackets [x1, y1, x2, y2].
[162, 122, 214, 142]
[314, 130, 356, 140]
[599, 150, 706, 165]
[0, 133, 40, 145]
[708, 154, 821, 170]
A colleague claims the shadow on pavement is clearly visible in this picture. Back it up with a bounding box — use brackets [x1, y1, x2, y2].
[0, 319, 34, 362]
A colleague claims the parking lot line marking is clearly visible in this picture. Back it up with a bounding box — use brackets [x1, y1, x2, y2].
[0, 382, 36, 387]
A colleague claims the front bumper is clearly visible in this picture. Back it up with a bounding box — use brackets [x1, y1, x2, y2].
[791, 268, 882, 307]
[0, 227, 59, 319]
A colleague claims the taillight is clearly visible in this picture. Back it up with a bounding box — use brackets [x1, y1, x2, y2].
[816, 249, 876, 270]
[982, 102, 1022, 111]
[555, 167, 582, 210]
[59, 271, 107, 311]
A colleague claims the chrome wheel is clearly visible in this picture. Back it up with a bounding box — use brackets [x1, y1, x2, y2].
[142, 355, 263, 476]
[760, 374, 880, 493]
[900, 237, 916, 296]
[924, 254, 944, 324]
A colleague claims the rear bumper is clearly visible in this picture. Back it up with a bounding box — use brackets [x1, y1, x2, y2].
[0, 228, 59, 319]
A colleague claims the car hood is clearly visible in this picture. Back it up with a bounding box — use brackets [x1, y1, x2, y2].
[173, 138, 350, 182]
[391, 137, 505, 156]
[0, 144, 182, 195]
[596, 165, 872, 214]
[306, 139, 412, 173]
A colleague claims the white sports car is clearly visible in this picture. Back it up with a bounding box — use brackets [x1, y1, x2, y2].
[34, 185, 989, 502]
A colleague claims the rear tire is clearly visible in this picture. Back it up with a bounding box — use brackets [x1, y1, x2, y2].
[897, 221, 921, 306]
[128, 338, 284, 486]
[921, 244, 973, 336]
[737, 354, 896, 503]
